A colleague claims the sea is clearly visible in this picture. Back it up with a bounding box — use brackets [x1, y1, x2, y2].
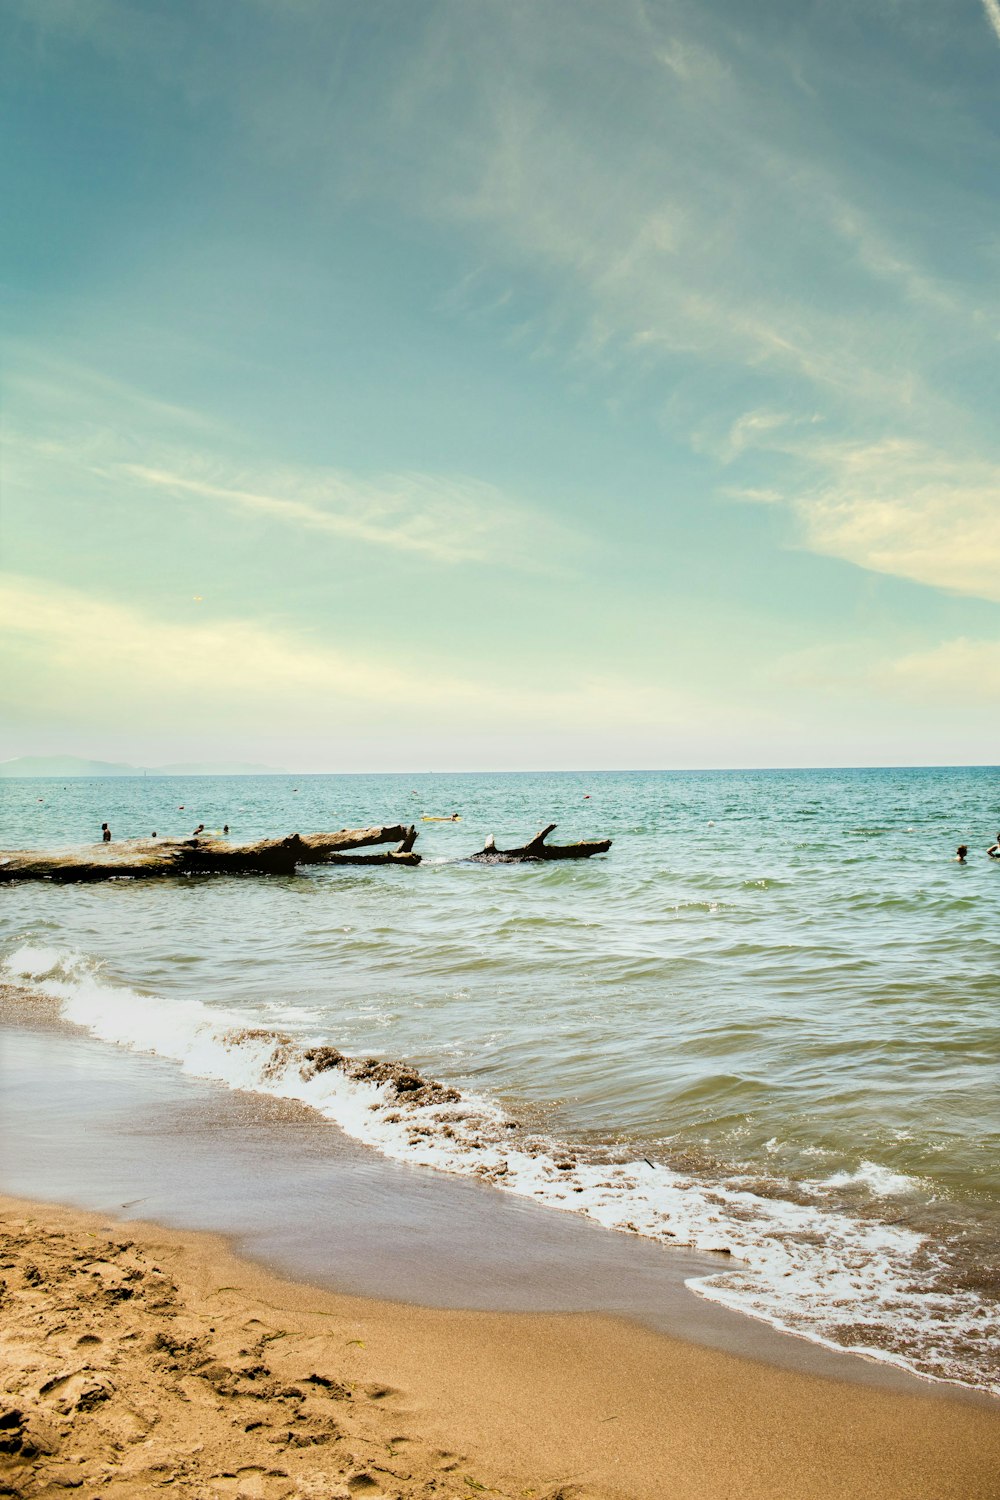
[1, 767, 998, 1394]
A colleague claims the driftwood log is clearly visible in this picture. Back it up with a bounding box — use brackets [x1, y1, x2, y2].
[296, 827, 408, 861]
[0, 826, 416, 883]
[466, 823, 612, 863]
[0, 841, 181, 883]
[312, 826, 421, 867]
[0, 835, 305, 883]
[0, 821, 611, 881]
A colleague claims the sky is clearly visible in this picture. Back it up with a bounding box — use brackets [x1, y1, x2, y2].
[1, 0, 999, 771]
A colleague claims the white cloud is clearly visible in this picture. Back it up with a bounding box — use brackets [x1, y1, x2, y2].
[718, 485, 784, 505]
[11, 4, 993, 442]
[793, 441, 1000, 602]
[878, 636, 1000, 700]
[0, 574, 697, 735]
[657, 35, 729, 84]
[717, 421, 1000, 604]
[385, 1, 989, 431]
[763, 630, 1000, 735]
[716, 409, 817, 463]
[2, 351, 579, 572]
[982, 0, 1000, 46]
[0, 574, 423, 723]
[113, 460, 567, 569]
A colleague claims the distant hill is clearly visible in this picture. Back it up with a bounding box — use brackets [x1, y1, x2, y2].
[0, 757, 145, 778]
[0, 756, 282, 778]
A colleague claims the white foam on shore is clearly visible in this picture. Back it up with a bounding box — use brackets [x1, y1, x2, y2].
[821, 1162, 921, 1196]
[4, 943, 997, 1394]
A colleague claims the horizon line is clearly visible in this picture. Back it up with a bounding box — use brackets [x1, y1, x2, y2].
[2, 762, 999, 777]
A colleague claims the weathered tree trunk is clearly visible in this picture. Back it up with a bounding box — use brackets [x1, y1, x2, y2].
[0, 827, 421, 882]
[295, 827, 408, 862]
[181, 835, 304, 875]
[0, 835, 305, 882]
[319, 826, 421, 867]
[0, 821, 610, 881]
[0, 841, 184, 882]
[466, 823, 612, 863]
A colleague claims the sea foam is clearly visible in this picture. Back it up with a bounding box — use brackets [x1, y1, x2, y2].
[4, 942, 998, 1395]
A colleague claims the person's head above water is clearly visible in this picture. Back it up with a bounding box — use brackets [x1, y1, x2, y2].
[956, 845, 968, 861]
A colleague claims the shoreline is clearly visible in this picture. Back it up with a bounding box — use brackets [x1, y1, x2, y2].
[3, 999, 988, 1401]
[3, 987, 998, 1402]
[3, 1193, 1000, 1500]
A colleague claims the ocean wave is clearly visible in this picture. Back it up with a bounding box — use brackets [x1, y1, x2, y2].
[3, 941, 998, 1395]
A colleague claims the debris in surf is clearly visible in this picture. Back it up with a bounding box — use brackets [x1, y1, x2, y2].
[466, 824, 612, 863]
[0, 819, 612, 881]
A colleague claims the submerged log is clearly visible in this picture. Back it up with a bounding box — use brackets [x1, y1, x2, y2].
[295, 826, 408, 862]
[0, 821, 610, 881]
[0, 841, 184, 883]
[0, 835, 304, 882]
[319, 826, 421, 867]
[180, 835, 303, 875]
[0, 826, 421, 883]
[466, 823, 612, 863]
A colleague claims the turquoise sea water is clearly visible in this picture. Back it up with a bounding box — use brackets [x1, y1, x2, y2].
[2, 767, 998, 1389]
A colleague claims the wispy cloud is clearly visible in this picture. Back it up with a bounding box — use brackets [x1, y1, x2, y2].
[114, 461, 568, 569]
[717, 418, 1000, 603]
[714, 409, 821, 464]
[2, 346, 225, 438]
[656, 34, 728, 84]
[2, 352, 580, 572]
[792, 441, 1000, 603]
[0, 573, 698, 735]
[10, 3, 993, 437]
[0, 572, 442, 723]
[878, 635, 1000, 700]
[982, 0, 1000, 47]
[381, 0, 994, 437]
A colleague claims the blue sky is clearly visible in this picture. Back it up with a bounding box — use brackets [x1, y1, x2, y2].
[2, 0, 998, 770]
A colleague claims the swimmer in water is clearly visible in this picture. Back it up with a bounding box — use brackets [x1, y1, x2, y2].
[192, 823, 205, 836]
[988, 834, 1000, 860]
[223, 824, 229, 834]
[101, 822, 111, 843]
[956, 845, 968, 863]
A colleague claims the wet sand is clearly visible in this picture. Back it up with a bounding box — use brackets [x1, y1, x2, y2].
[3, 1193, 1000, 1500]
[0, 1013, 967, 1390]
[3, 993, 1000, 1497]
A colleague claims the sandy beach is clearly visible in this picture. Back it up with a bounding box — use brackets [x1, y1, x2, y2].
[7, 0, 1000, 1485]
[2, 1194, 999, 1500]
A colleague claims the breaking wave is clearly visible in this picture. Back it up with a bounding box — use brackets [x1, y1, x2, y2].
[4, 943, 998, 1395]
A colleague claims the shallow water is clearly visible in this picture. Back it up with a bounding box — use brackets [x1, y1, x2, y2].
[2, 767, 999, 1390]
